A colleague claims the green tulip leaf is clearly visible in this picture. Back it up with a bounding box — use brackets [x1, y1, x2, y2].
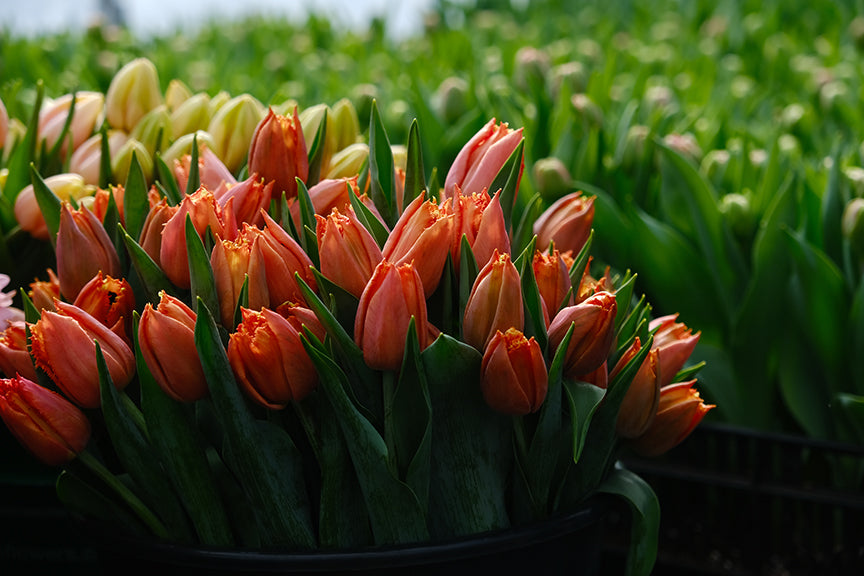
[489, 138, 524, 232]
[563, 380, 606, 465]
[155, 154, 182, 206]
[306, 110, 328, 187]
[349, 184, 390, 249]
[1, 82, 43, 216]
[185, 215, 219, 318]
[124, 152, 150, 242]
[56, 469, 149, 538]
[99, 124, 113, 189]
[403, 119, 427, 212]
[120, 223, 174, 304]
[29, 164, 62, 247]
[185, 133, 201, 196]
[368, 100, 397, 227]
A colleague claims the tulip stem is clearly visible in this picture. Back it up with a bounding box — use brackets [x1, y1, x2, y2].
[382, 370, 397, 474]
[77, 449, 169, 539]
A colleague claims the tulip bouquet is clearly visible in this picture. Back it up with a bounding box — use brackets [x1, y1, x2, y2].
[0, 57, 713, 575]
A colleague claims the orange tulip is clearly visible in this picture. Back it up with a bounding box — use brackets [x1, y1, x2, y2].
[355, 260, 428, 371]
[56, 203, 122, 301]
[216, 175, 272, 228]
[548, 290, 617, 379]
[612, 338, 661, 439]
[480, 328, 547, 415]
[316, 206, 384, 299]
[462, 250, 524, 351]
[443, 118, 524, 200]
[138, 292, 208, 402]
[248, 107, 308, 201]
[382, 194, 453, 297]
[174, 145, 237, 200]
[257, 211, 318, 308]
[30, 301, 135, 409]
[0, 375, 91, 466]
[0, 323, 37, 381]
[446, 189, 510, 268]
[532, 249, 573, 321]
[72, 272, 135, 340]
[533, 192, 595, 255]
[649, 314, 701, 388]
[210, 225, 270, 327]
[288, 176, 361, 231]
[159, 188, 231, 289]
[28, 269, 61, 313]
[629, 380, 714, 457]
[90, 185, 126, 225]
[228, 308, 319, 409]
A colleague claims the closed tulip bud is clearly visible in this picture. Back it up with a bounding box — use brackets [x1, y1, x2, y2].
[571, 94, 604, 129]
[208, 94, 265, 173]
[130, 105, 172, 156]
[138, 292, 208, 402]
[111, 138, 153, 184]
[446, 189, 510, 268]
[551, 61, 588, 96]
[0, 375, 91, 466]
[613, 339, 661, 439]
[316, 206, 384, 299]
[630, 380, 714, 457]
[211, 225, 270, 327]
[160, 188, 229, 289]
[533, 157, 572, 201]
[434, 76, 470, 125]
[28, 269, 61, 313]
[15, 174, 93, 240]
[170, 93, 212, 139]
[325, 143, 369, 180]
[70, 130, 128, 186]
[259, 211, 318, 308]
[174, 145, 237, 200]
[90, 185, 126, 225]
[649, 314, 701, 388]
[217, 175, 272, 227]
[139, 199, 179, 267]
[533, 192, 595, 254]
[277, 302, 327, 343]
[248, 107, 308, 201]
[842, 197, 864, 256]
[620, 125, 652, 172]
[663, 133, 703, 165]
[30, 301, 135, 409]
[228, 308, 319, 409]
[39, 92, 104, 156]
[513, 46, 551, 93]
[355, 260, 428, 371]
[4, 118, 26, 162]
[106, 57, 163, 132]
[331, 98, 361, 151]
[164, 79, 192, 112]
[351, 83, 378, 129]
[56, 203, 121, 301]
[207, 91, 231, 117]
[533, 248, 573, 320]
[0, 323, 37, 381]
[72, 272, 135, 339]
[444, 119, 524, 200]
[382, 194, 454, 296]
[288, 176, 361, 230]
[548, 290, 617, 379]
[463, 251, 524, 351]
[481, 328, 547, 415]
[160, 130, 217, 170]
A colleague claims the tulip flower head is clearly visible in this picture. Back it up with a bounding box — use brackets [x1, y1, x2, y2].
[247, 107, 308, 200]
[174, 145, 237, 200]
[316, 206, 384, 299]
[15, 174, 93, 240]
[28, 269, 61, 313]
[532, 249, 573, 321]
[612, 339, 661, 439]
[630, 380, 714, 457]
[258, 211, 318, 309]
[211, 225, 270, 327]
[39, 92, 105, 157]
[446, 189, 510, 269]
[355, 260, 428, 371]
[548, 290, 617, 379]
[444, 118, 524, 200]
[481, 328, 548, 415]
[138, 292, 209, 403]
[30, 301, 135, 409]
[0, 322, 37, 381]
[0, 375, 91, 466]
[228, 308, 319, 409]
[462, 250, 524, 351]
[105, 58, 163, 133]
[73, 272, 135, 339]
[649, 314, 701, 388]
[56, 203, 122, 301]
[216, 175, 272, 228]
[533, 192, 595, 255]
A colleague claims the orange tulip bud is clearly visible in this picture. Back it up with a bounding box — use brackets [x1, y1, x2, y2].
[612, 339, 661, 439]
[90, 185, 126, 226]
[216, 175, 272, 228]
[444, 118, 524, 200]
[211, 225, 270, 327]
[0, 375, 91, 466]
[28, 269, 61, 313]
[160, 188, 230, 289]
[355, 260, 428, 371]
[30, 301, 135, 409]
[138, 292, 208, 403]
[649, 314, 701, 388]
[139, 199, 179, 267]
[0, 323, 37, 381]
[228, 308, 319, 409]
[174, 145, 237, 200]
[629, 380, 714, 457]
[480, 328, 547, 415]
[446, 189, 510, 268]
[258, 211, 318, 308]
[56, 203, 122, 301]
[532, 249, 573, 321]
[72, 272, 135, 340]
[248, 107, 308, 201]
[382, 194, 453, 296]
[548, 290, 617, 379]
[316, 207, 383, 299]
[533, 192, 595, 255]
[463, 250, 524, 351]
[288, 176, 361, 231]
